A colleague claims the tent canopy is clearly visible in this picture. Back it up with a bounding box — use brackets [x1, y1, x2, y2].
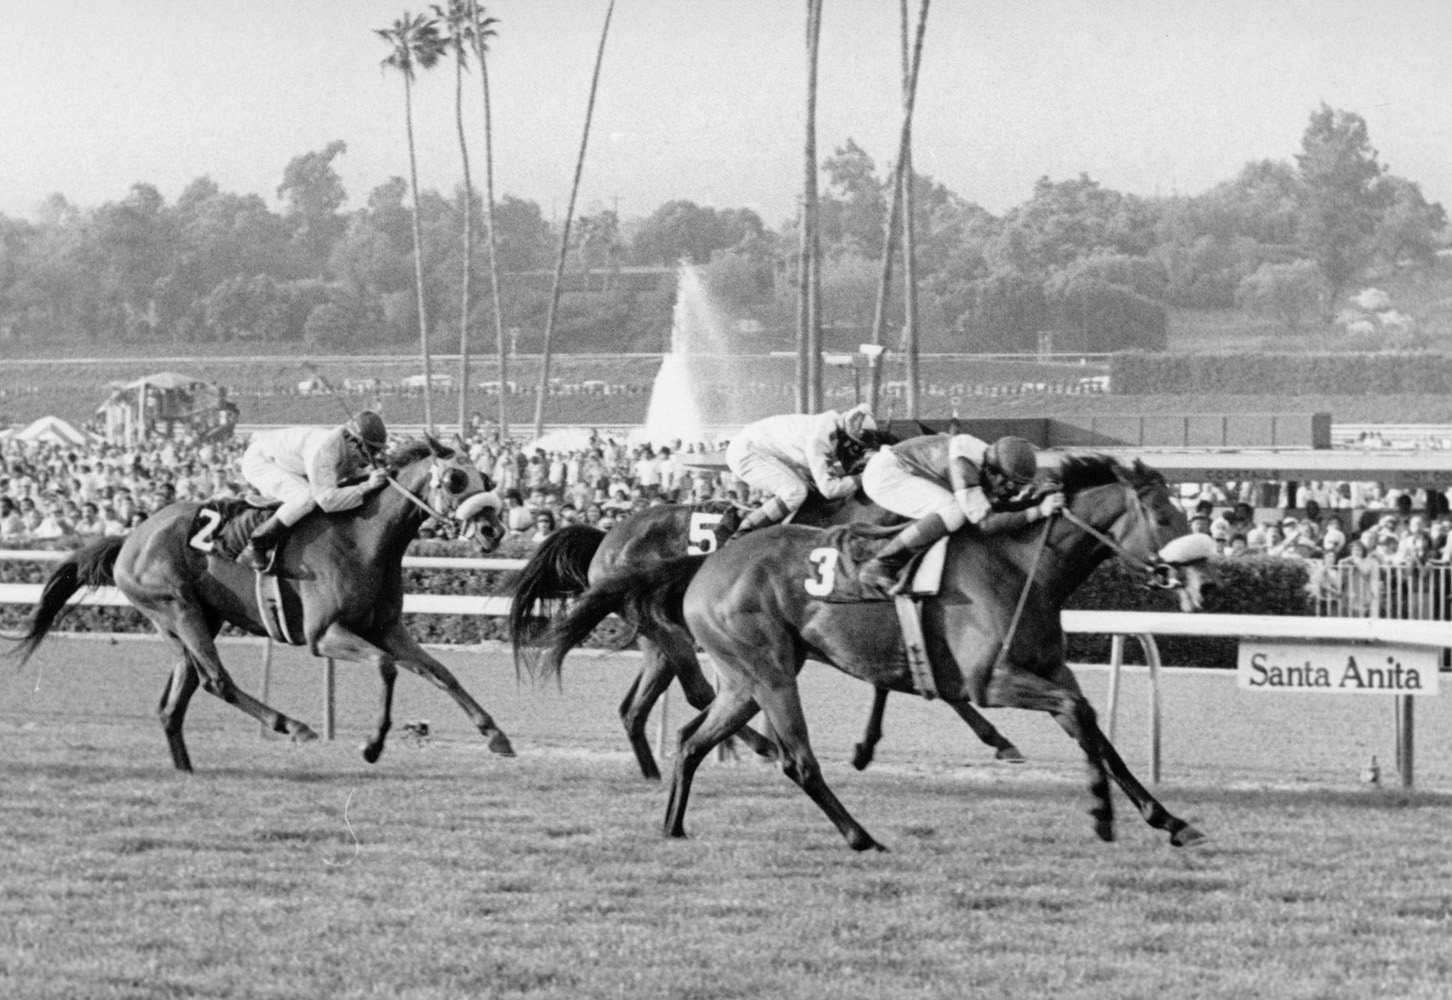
[15, 415, 89, 446]
[124, 372, 213, 391]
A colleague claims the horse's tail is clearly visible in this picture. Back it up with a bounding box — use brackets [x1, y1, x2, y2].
[506, 524, 605, 669]
[10, 534, 127, 667]
[535, 554, 708, 684]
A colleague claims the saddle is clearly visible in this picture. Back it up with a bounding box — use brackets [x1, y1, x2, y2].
[186, 496, 280, 562]
[809, 524, 947, 604]
[806, 524, 949, 698]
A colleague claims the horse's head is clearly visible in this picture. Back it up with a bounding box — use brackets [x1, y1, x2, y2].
[1056, 456, 1217, 612]
[391, 436, 505, 552]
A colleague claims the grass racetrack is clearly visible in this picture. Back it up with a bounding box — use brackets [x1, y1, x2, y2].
[4, 634, 1452, 999]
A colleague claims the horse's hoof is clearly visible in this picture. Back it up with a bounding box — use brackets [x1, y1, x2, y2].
[290, 725, 319, 744]
[1094, 819, 1115, 843]
[361, 742, 384, 764]
[851, 744, 874, 771]
[486, 731, 515, 756]
[1171, 824, 1207, 848]
[849, 834, 888, 853]
[995, 746, 1027, 763]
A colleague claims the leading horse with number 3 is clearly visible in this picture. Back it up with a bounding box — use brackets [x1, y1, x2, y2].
[539, 454, 1216, 850]
[11, 438, 516, 771]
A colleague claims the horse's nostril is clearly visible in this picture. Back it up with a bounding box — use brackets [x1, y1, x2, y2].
[1199, 581, 1220, 601]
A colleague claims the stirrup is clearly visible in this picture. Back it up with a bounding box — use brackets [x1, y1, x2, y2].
[859, 561, 905, 596]
[244, 544, 277, 575]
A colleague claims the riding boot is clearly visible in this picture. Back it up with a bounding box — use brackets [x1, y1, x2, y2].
[243, 515, 289, 573]
[728, 495, 793, 540]
[859, 514, 951, 594]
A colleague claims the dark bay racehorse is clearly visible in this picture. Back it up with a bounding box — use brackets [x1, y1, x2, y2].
[12, 438, 515, 771]
[510, 491, 1024, 778]
[539, 455, 1214, 850]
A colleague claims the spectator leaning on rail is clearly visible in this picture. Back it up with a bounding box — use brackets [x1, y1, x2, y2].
[858, 433, 1064, 593]
[237, 411, 390, 572]
[724, 403, 877, 538]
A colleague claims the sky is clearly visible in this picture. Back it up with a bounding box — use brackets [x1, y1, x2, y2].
[4, 0, 1451, 229]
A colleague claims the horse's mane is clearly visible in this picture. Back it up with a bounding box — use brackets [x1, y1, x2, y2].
[1050, 453, 1163, 498]
[1049, 453, 1124, 497]
[388, 438, 450, 468]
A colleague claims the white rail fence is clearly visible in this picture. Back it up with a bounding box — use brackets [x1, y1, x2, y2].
[2, 550, 1446, 787]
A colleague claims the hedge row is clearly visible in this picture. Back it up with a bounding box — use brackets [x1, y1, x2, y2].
[1112, 351, 1452, 395]
[2, 540, 1311, 670]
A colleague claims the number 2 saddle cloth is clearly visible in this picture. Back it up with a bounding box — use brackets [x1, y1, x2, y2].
[186, 497, 281, 562]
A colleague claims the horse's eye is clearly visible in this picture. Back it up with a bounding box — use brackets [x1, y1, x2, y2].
[444, 469, 469, 494]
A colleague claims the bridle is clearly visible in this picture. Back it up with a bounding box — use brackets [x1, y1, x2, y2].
[387, 453, 502, 530]
[1057, 481, 1196, 591]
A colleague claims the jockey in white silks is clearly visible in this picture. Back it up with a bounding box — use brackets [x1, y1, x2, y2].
[238, 410, 390, 571]
[858, 433, 1065, 592]
[724, 404, 877, 538]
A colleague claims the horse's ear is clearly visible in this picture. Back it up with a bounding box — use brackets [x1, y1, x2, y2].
[425, 433, 452, 458]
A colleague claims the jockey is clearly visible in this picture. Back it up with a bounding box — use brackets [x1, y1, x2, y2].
[725, 404, 877, 538]
[238, 411, 391, 571]
[858, 433, 1065, 592]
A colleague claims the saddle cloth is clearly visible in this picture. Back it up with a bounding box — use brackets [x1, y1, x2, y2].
[186, 497, 280, 561]
[810, 524, 949, 604]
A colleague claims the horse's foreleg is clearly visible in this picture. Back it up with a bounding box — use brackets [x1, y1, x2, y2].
[945, 700, 1025, 762]
[1084, 720, 1205, 847]
[156, 647, 200, 772]
[665, 689, 760, 840]
[164, 610, 318, 747]
[852, 688, 889, 771]
[379, 623, 513, 756]
[314, 623, 398, 763]
[984, 666, 1114, 842]
[758, 680, 885, 852]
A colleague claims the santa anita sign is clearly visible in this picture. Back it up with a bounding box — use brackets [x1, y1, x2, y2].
[1238, 641, 1440, 695]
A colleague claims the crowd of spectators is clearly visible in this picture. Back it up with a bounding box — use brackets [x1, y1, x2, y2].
[4, 425, 1451, 587]
[0, 426, 744, 548]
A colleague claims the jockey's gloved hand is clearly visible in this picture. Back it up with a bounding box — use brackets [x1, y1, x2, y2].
[1035, 492, 1066, 519]
[366, 468, 389, 490]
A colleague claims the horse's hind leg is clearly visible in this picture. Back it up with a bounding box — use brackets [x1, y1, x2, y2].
[162, 608, 319, 746]
[756, 680, 885, 852]
[649, 625, 777, 763]
[376, 622, 513, 756]
[664, 688, 759, 840]
[156, 642, 201, 772]
[619, 642, 674, 780]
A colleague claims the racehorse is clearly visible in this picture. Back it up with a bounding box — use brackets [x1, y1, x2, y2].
[537, 454, 1215, 850]
[508, 444, 1024, 778]
[11, 437, 516, 772]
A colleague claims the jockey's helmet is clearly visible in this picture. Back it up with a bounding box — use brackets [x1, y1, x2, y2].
[839, 404, 877, 444]
[984, 436, 1038, 487]
[344, 411, 388, 454]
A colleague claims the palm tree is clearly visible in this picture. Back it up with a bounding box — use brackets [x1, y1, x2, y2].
[432, 0, 489, 439]
[464, 1, 507, 440]
[532, 0, 615, 441]
[900, 0, 929, 418]
[797, 0, 824, 414]
[377, 11, 446, 430]
[866, 0, 929, 415]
